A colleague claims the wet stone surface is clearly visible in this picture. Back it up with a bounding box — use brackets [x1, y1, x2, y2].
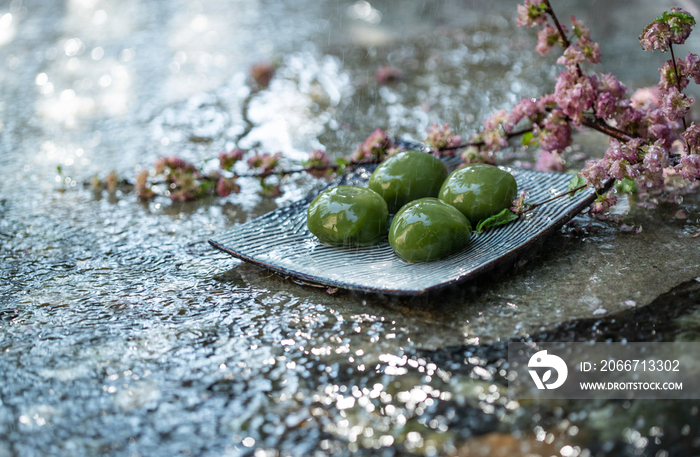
[2, 0, 700, 455]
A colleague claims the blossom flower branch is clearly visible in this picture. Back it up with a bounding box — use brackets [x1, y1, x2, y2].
[88, 2, 700, 222]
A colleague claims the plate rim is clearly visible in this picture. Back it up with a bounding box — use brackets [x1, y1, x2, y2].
[209, 160, 610, 296]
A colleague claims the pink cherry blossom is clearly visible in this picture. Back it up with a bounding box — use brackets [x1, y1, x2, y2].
[556, 46, 585, 69]
[580, 159, 609, 190]
[640, 9, 695, 51]
[483, 109, 508, 131]
[425, 123, 463, 152]
[306, 149, 332, 178]
[535, 150, 565, 172]
[536, 110, 572, 152]
[516, 0, 548, 28]
[351, 128, 396, 162]
[640, 22, 673, 52]
[247, 153, 263, 169]
[590, 193, 617, 214]
[660, 87, 693, 121]
[135, 170, 155, 200]
[630, 87, 662, 109]
[261, 153, 281, 172]
[636, 170, 665, 189]
[479, 110, 509, 151]
[570, 16, 590, 39]
[577, 35, 601, 64]
[647, 119, 677, 149]
[554, 71, 596, 125]
[642, 140, 669, 172]
[536, 25, 563, 56]
[682, 123, 700, 151]
[247, 152, 281, 172]
[307, 149, 330, 167]
[658, 58, 688, 91]
[481, 129, 508, 151]
[594, 92, 617, 119]
[216, 177, 240, 197]
[460, 146, 497, 166]
[597, 73, 628, 99]
[510, 190, 529, 215]
[604, 139, 624, 162]
[678, 153, 700, 180]
[154, 156, 198, 175]
[219, 149, 245, 171]
[506, 98, 543, 131]
[668, 8, 695, 45]
[685, 53, 700, 84]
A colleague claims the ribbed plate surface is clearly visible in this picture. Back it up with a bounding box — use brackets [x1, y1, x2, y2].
[210, 150, 598, 295]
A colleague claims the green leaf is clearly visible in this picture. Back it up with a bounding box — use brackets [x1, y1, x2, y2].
[656, 11, 696, 26]
[521, 131, 538, 147]
[474, 209, 519, 234]
[566, 175, 587, 199]
[336, 157, 349, 166]
[199, 178, 216, 194]
[56, 166, 63, 176]
[615, 177, 638, 194]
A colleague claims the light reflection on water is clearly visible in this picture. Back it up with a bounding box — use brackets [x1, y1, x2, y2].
[2, 0, 700, 455]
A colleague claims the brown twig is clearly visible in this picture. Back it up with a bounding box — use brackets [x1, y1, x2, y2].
[543, 0, 570, 48]
[670, 43, 689, 133]
[670, 43, 691, 156]
[543, 0, 643, 141]
[523, 184, 586, 213]
[580, 116, 636, 142]
[523, 178, 615, 213]
[543, 0, 588, 79]
[543, 102, 636, 143]
[223, 127, 536, 178]
[234, 157, 385, 178]
[439, 127, 534, 151]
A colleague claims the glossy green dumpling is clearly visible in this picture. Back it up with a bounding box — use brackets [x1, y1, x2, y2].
[368, 150, 448, 213]
[389, 198, 471, 263]
[438, 164, 517, 225]
[307, 186, 389, 246]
